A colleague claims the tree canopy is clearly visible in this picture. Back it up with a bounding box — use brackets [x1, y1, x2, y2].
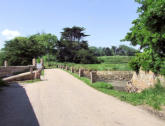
[89, 45, 138, 56]
[123, 0, 165, 75]
[61, 26, 89, 42]
[1, 33, 58, 65]
[56, 26, 98, 64]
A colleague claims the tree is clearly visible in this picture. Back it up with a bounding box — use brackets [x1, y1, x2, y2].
[4, 37, 44, 65]
[2, 33, 58, 65]
[103, 47, 113, 56]
[122, 0, 165, 75]
[61, 26, 89, 42]
[111, 46, 117, 55]
[56, 26, 98, 64]
[0, 49, 6, 66]
[117, 45, 138, 56]
[29, 33, 58, 55]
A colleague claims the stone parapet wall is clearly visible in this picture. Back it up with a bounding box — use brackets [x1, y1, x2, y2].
[59, 65, 133, 83]
[3, 70, 42, 82]
[0, 66, 35, 78]
[126, 70, 165, 92]
[95, 71, 133, 82]
[83, 70, 91, 79]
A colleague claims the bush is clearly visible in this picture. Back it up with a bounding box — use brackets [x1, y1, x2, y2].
[129, 51, 165, 75]
[93, 82, 113, 89]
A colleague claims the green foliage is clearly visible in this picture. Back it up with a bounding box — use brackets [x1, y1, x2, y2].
[4, 37, 44, 65]
[56, 26, 98, 64]
[0, 49, 6, 66]
[30, 33, 58, 55]
[61, 26, 89, 42]
[117, 45, 138, 56]
[22, 79, 41, 84]
[89, 45, 138, 57]
[93, 82, 113, 89]
[122, 0, 165, 75]
[45, 56, 132, 71]
[98, 56, 133, 64]
[2, 33, 58, 65]
[129, 56, 141, 73]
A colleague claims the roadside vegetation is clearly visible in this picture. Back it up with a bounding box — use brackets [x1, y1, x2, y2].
[68, 71, 165, 110]
[44, 56, 132, 71]
[22, 79, 41, 84]
[122, 0, 165, 76]
[0, 0, 164, 110]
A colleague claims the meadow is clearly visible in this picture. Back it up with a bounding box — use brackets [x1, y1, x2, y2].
[45, 56, 133, 71]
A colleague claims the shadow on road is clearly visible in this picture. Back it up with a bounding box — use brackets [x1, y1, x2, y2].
[0, 83, 40, 126]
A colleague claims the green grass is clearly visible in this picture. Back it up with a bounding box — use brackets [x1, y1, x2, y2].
[98, 56, 134, 64]
[46, 62, 131, 71]
[66, 70, 165, 110]
[22, 79, 41, 84]
[41, 69, 44, 76]
[45, 56, 133, 71]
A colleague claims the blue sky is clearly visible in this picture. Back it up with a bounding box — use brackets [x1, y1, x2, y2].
[0, 0, 139, 49]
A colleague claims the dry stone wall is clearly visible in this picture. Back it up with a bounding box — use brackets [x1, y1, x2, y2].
[126, 70, 165, 93]
[95, 71, 133, 82]
[0, 66, 35, 78]
[59, 65, 165, 92]
[60, 65, 133, 83]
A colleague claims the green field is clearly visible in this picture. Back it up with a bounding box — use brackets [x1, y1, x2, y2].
[45, 56, 133, 71]
[98, 56, 133, 64]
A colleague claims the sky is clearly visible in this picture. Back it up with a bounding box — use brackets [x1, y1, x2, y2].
[0, 0, 139, 49]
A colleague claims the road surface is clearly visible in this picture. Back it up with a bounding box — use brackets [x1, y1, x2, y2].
[0, 69, 164, 126]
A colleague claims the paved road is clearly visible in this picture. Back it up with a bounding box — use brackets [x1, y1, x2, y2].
[0, 69, 164, 126]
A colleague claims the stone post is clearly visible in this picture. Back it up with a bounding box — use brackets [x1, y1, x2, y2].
[4, 60, 8, 67]
[32, 58, 36, 66]
[79, 69, 83, 77]
[90, 71, 94, 83]
[66, 66, 68, 70]
[71, 67, 73, 73]
[40, 58, 44, 68]
[30, 67, 33, 74]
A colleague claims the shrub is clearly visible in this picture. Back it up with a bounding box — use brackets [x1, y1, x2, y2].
[93, 82, 113, 89]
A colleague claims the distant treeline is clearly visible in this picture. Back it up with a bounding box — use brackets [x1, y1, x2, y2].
[90, 45, 138, 57]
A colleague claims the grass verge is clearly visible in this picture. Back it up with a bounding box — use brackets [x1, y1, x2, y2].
[41, 69, 44, 76]
[22, 79, 41, 84]
[45, 62, 132, 71]
[66, 70, 165, 110]
[44, 56, 133, 71]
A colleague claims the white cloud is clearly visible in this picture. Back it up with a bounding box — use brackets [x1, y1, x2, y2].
[1, 29, 21, 40]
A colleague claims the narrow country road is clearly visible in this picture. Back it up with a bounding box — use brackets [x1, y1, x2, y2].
[0, 69, 164, 126]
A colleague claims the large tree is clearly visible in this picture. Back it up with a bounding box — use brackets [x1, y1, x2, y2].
[2, 33, 58, 65]
[122, 0, 165, 75]
[30, 33, 58, 55]
[61, 26, 89, 42]
[56, 26, 98, 64]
